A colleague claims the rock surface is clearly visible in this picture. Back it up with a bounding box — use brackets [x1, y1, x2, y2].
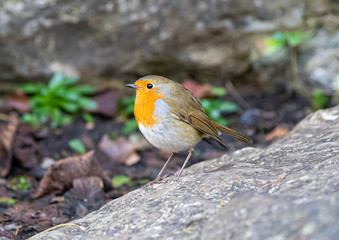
[1, 0, 339, 92]
[30, 105, 339, 239]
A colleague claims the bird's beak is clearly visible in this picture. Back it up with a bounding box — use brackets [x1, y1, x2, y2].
[126, 83, 141, 89]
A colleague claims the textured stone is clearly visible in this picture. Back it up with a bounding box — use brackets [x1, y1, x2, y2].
[302, 30, 339, 91]
[0, 0, 305, 82]
[201, 192, 339, 240]
[30, 106, 339, 239]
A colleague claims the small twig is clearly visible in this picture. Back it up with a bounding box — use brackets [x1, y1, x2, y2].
[225, 80, 252, 110]
[289, 47, 310, 100]
[262, 174, 288, 188]
[30, 223, 85, 239]
[14, 228, 19, 238]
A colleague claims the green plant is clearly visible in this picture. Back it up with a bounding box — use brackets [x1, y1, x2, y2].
[264, 31, 314, 98]
[211, 86, 227, 97]
[264, 31, 313, 55]
[112, 175, 149, 188]
[20, 72, 97, 128]
[311, 88, 329, 111]
[117, 96, 138, 134]
[200, 87, 238, 126]
[112, 175, 131, 188]
[122, 120, 138, 135]
[0, 198, 16, 204]
[69, 139, 86, 154]
[200, 99, 238, 126]
[9, 176, 31, 191]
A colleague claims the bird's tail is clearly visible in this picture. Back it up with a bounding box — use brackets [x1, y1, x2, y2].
[213, 122, 252, 143]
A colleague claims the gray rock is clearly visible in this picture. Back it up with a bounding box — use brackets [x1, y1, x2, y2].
[302, 30, 339, 91]
[0, 0, 305, 81]
[201, 192, 339, 240]
[30, 106, 339, 239]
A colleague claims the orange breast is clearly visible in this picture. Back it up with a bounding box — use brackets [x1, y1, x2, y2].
[134, 89, 165, 127]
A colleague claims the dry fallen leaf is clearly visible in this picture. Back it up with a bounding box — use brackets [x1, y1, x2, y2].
[32, 150, 111, 199]
[0, 114, 19, 177]
[182, 79, 214, 99]
[13, 125, 40, 169]
[5, 90, 30, 112]
[3, 201, 59, 233]
[72, 176, 105, 202]
[98, 135, 142, 166]
[264, 126, 290, 142]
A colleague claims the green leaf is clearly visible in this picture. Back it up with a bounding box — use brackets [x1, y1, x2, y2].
[200, 99, 212, 109]
[82, 112, 95, 124]
[209, 99, 223, 109]
[219, 101, 239, 112]
[78, 97, 98, 110]
[61, 115, 73, 125]
[70, 85, 96, 95]
[264, 36, 286, 55]
[63, 76, 78, 86]
[122, 119, 138, 134]
[285, 31, 313, 47]
[272, 32, 286, 41]
[20, 83, 46, 94]
[126, 103, 135, 115]
[312, 88, 329, 111]
[210, 109, 221, 119]
[133, 178, 149, 186]
[112, 175, 131, 188]
[30, 95, 47, 108]
[59, 101, 79, 113]
[50, 107, 62, 127]
[69, 139, 86, 154]
[118, 96, 135, 116]
[0, 198, 16, 204]
[57, 89, 79, 101]
[264, 31, 313, 56]
[21, 113, 39, 128]
[9, 176, 31, 191]
[126, 178, 150, 187]
[34, 106, 51, 123]
[211, 87, 227, 97]
[48, 72, 65, 89]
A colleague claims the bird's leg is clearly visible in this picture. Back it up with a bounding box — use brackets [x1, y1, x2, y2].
[176, 148, 194, 178]
[146, 152, 175, 185]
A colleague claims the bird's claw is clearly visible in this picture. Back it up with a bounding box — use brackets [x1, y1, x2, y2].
[144, 173, 174, 186]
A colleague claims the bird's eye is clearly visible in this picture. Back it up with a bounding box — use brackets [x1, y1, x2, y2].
[147, 83, 153, 89]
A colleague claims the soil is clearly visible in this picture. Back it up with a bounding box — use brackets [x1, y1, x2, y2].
[0, 87, 317, 239]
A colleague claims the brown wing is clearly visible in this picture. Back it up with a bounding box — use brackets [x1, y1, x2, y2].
[163, 81, 251, 148]
[188, 111, 230, 148]
[213, 122, 252, 143]
[171, 108, 228, 149]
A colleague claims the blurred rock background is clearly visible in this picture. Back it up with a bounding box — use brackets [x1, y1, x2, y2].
[1, 0, 338, 98]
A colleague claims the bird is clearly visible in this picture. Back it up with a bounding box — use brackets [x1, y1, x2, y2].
[126, 75, 252, 183]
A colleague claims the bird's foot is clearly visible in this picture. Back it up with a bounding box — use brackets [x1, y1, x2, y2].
[144, 176, 163, 186]
[162, 173, 174, 179]
[144, 173, 174, 186]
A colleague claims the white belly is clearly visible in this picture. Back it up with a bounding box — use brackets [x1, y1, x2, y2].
[139, 122, 199, 153]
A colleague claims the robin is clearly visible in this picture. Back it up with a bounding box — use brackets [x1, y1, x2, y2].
[126, 75, 252, 183]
